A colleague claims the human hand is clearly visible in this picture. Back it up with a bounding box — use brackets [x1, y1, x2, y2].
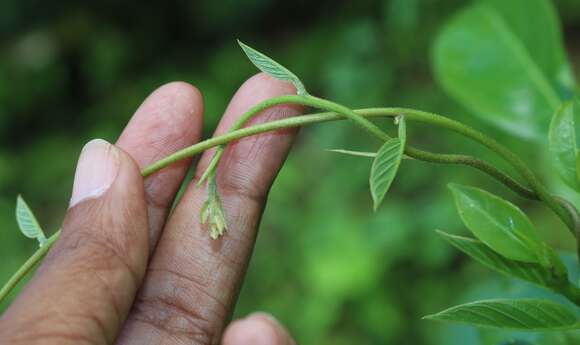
[0, 73, 299, 345]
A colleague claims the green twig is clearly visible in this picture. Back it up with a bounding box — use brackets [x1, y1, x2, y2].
[4, 105, 578, 305]
[0, 230, 61, 303]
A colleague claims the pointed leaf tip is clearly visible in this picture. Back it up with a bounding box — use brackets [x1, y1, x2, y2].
[370, 138, 404, 210]
[237, 40, 307, 95]
[425, 299, 579, 330]
[370, 118, 407, 211]
[15, 195, 47, 247]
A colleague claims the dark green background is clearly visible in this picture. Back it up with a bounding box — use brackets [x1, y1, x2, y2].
[1, 0, 580, 343]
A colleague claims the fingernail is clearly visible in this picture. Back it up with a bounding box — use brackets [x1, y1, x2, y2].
[69, 139, 119, 208]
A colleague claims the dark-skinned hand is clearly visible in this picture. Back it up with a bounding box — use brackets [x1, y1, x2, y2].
[0, 73, 299, 345]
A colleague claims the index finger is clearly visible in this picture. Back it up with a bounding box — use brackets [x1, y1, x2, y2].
[117, 73, 302, 344]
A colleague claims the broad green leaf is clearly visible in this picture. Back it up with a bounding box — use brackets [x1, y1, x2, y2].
[424, 299, 580, 330]
[549, 100, 580, 191]
[327, 149, 376, 158]
[15, 195, 47, 247]
[448, 184, 547, 265]
[436, 231, 566, 288]
[369, 117, 406, 210]
[433, 0, 575, 139]
[238, 40, 307, 95]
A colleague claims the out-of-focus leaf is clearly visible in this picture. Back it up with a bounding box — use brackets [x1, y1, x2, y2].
[448, 184, 548, 265]
[433, 0, 574, 139]
[437, 231, 565, 288]
[577, 151, 580, 185]
[424, 299, 580, 330]
[549, 100, 580, 191]
[238, 40, 307, 95]
[15, 195, 47, 247]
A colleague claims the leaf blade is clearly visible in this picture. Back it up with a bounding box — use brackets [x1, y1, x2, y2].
[370, 139, 402, 211]
[448, 184, 547, 265]
[16, 195, 47, 247]
[549, 100, 580, 192]
[424, 299, 580, 331]
[433, 0, 574, 139]
[436, 230, 563, 288]
[370, 118, 406, 211]
[238, 40, 307, 95]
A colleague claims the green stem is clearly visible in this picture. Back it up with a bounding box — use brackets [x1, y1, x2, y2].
[197, 95, 389, 184]
[142, 109, 530, 202]
[405, 148, 537, 200]
[381, 108, 574, 233]
[0, 230, 61, 303]
[4, 105, 578, 306]
[145, 105, 573, 235]
[188, 96, 573, 235]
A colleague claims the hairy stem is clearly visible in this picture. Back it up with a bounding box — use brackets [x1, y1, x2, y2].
[3, 105, 579, 305]
[142, 109, 531, 202]
[405, 148, 537, 200]
[170, 95, 574, 235]
[197, 95, 390, 184]
[383, 108, 575, 233]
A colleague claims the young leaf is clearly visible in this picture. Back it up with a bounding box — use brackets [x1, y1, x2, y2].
[436, 231, 565, 288]
[433, 0, 574, 139]
[238, 40, 307, 95]
[370, 117, 407, 211]
[549, 100, 580, 192]
[448, 184, 548, 265]
[15, 195, 48, 247]
[200, 179, 227, 240]
[327, 149, 376, 158]
[424, 299, 580, 331]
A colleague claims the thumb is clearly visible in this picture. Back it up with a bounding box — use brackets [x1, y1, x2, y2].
[0, 139, 150, 344]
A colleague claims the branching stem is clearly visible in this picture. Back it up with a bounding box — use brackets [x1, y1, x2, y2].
[3, 100, 579, 306]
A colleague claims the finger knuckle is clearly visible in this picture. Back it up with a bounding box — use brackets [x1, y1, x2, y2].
[130, 267, 229, 345]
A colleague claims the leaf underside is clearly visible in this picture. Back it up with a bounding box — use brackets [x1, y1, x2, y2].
[238, 40, 307, 95]
[16, 195, 47, 246]
[370, 138, 402, 210]
[369, 117, 406, 211]
[424, 299, 580, 331]
[436, 231, 559, 288]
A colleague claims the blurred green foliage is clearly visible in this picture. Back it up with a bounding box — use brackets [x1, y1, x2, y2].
[1, 0, 580, 343]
